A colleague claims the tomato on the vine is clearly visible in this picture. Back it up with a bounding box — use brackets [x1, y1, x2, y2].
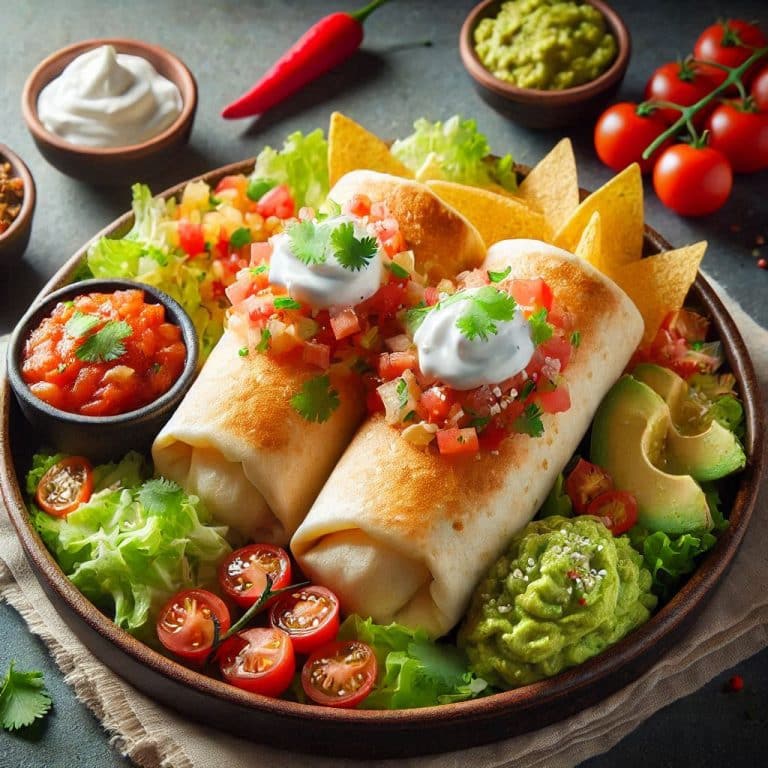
[644, 61, 719, 126]
[694, 20, 767, 83]
[751, 65, 768, 111]
[706, 100, 768, 173]
[652, 144, 733, 216]
[593, 103, 670, 173]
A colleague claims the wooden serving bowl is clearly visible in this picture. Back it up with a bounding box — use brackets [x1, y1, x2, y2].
[0, 143, 36, 261]
[1, 161, 764, 758]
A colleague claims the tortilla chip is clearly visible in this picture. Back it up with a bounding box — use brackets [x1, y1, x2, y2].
[554, 164, 644, 267]
[517, 138, 579, 234]
[426, 180, 550, 246]
[328, 112, 413, 186]
[574, 211, 604, 273]
[612, 242, 707, 343]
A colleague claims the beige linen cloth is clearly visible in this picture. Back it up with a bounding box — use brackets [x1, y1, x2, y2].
[1, 277, 766, 768]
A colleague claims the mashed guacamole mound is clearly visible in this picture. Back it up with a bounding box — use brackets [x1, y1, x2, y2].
[458, 516, 656, 688]
[474, 0, 617, 90]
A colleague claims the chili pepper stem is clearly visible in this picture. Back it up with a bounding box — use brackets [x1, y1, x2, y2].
[349, 0, 390, 23]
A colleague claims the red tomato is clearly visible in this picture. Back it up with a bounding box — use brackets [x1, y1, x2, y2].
[565, 459, 613, 515]
[360, 281, 406, 318]
[653, 144, 733, 216]
[477, 422, 507, 452]
[586, 490, 639, 536]
[269, 586, 340, 655]
[509, 278, 553, 312]
[535, 384, 571, 414]
[538, 335, 572, 374]
[751, 65, 768, 111]
[156, 589, 230, 665]
[378, 350, 418, 381]
[436, 427, 479, 455]
[347, 193, 372, 217]
[219, 627, 295, 698]
[706, 101, 768, 173]
[35, 456, 93, 517]
[644, 62, 718, 126]
[177, 219, 206, 256]
[301, 640, 377, 708]
[694, 20, 767, 77]
[330, 307, 361, 340]
[593, 103, 670, 174]
[418, 386, 454, 423]
[256, 184, 295, 219]
[218, 544, 292, 609]
[662, 308, 709, 343]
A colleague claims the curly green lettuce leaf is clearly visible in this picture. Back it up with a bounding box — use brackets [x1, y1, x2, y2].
[27, 452, 231, 635]
[251, 129, 329, 209]
[390, 116, 517, 191]
[338, 615, 487, 708]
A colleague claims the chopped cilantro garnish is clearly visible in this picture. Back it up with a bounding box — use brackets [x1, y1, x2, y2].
[690, 340, 704, 351]
[520, 379, 536, 399]
[570, 330, 582, 348]
[291, 375, 340, 423]
[0, 661, 52, 732]
[247, 177, 276, 201]
[387, 261, 410, 279]
[514, 403, 544, 437]
[454, 286, 517, 342]
[351, 358, 373, 374]
[274, 296, 302, 310]
[469, 415, 491, 430]
[229, 227, 253, 249]
[396, 377, 409, 408]
[256, 328, 271, 352]
[330, 221, 378, 271]
[75, 320, 132, 363]
[137, 478, 183, 516]
[250, 265, 268, 276]
[287, 219, 331, 266]
[528, 308, 554, 346]
[404, 410, 417, 422]
[238, 346, 249, 357]
[320, 198, 342, 219]
[209, 194, 222, 207]
[64, 310, 100, 339]
[487, 266, 511, 283]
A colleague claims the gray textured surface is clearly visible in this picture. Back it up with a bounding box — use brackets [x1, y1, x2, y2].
[0, 1, 766, 766]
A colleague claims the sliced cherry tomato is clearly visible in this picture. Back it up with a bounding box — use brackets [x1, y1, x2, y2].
[644, 62, 719, 126]
[177, 219, 206, 257]
[156, 588, 230, 665]
[219, 627, 295, 698]
[35, 456, 94, 517]
[256, 184, 295, 219]
[751, 65, 768, 111]
[594, 102, 671, 173]
[269, 586, 340, 655]
[565, 459, 613, 515]
[706, 100, 768, 173]
[586, 490, 639, 536]
[508, 278, 553, 312]
[652, 144, 732, 216]
[694, 20, 767, 79]
[301, 640, 377, 708]
[218, 544, 292, 609]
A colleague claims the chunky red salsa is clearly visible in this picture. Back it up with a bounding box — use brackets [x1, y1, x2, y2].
[22, 289, 186, 416]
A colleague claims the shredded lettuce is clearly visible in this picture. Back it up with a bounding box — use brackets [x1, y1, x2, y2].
[26, 452, 231, 636]
[251, 129, 329, 209]
[338, 615, 488, 708]
[390, 116, 517, 191]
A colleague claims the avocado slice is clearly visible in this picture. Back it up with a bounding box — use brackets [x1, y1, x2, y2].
[632, 363, 745, 482]
[590, 375, 712, 535]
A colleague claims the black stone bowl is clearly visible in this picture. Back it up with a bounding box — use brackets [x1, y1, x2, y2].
[6, 278, 198, 463]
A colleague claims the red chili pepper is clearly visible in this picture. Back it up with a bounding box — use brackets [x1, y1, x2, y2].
[222, 0, 390, 119]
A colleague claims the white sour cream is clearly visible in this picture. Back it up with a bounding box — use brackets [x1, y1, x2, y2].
[37, 45, 182, 148]
[268, 215, 383, 311]
[414, 288, 534, 390]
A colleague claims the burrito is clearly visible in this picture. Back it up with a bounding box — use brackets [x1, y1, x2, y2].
[291, 239, 644, 637]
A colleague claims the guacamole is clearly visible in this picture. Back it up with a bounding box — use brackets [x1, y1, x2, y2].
[458, 516, 656, 689]
[473, 0, 618, 90]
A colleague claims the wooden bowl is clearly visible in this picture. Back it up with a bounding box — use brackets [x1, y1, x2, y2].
[0, 161, 764, 758]
[0, 143, 36, 261]
[21, 38, 197, 184]
[459, 0, 631, 129]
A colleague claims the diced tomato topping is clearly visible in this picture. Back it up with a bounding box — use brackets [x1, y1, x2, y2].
[662, 308, 709, 343]
[436, 427, 480, 455]
[378, 350, 418, 381]
[535, 383, 571, 414]
[509, 278, 553, 312]
[381, 230, 406, 258]
[225, 275, 255, 307]
[424, 286, 440, 306]
[330, 308, 361, 340]
[418, 386, 454, 423]
[302, 341, 331, 369]
[370, 201, 388, 221]
[538, 335, 572, 374]
[250, 242, 273, 265]
[178, 219, 206, 257]
[256, 184, 295, 219]
[360, 281, 406, 318]
[347, 194, 372, 218]
[477, 422, 507, 451]
[241, 294, 275, 323]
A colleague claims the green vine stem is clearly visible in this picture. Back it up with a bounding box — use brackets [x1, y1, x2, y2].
[641, 46, 768, 159]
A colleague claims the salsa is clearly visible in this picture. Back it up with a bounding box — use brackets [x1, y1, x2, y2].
[22, 289, 186, 416]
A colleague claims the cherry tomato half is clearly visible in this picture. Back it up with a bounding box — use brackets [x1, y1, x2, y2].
[219, 627, 295, 698]
[593, 103, 670, 174]
[565, 459, 613, 515]
[218, 544, 292, 608]
[301, 640, 377, 708]
[694, 20, 767, 80]
[644, 61, 718, 127]
[586, 490, 639, 536]
[652, 144, 733, 217]
[156, 588, 230, 665]
[706, 100, 768, 173]
[35, 456, 94, 517]
[269, 585, 340, 654]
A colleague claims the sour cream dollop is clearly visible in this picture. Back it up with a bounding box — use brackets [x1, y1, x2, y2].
[414, 288, 534, 390]
[268, 215, 383, 311]
[37, 45, 182, 148]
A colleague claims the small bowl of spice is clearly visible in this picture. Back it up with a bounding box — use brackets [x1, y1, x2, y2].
[21, 38, 197, 184]
[460, 0, 631, 129]
[0, 144, 35, 261]
[6, 279, 198, 463]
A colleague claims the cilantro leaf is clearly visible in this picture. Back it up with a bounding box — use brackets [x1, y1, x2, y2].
[246, 177, 276, 201]
[455, 286, 517, 341]
[64, 311, 100, 339]
[514, 403, 544, 438]
[0, 662, 52, 732]
[274, 297, 302, 310]
[75, 320, 133, 363]
[528, 308, 554, 346]
[487, 266, 511, 283]
[250, 265, 268, 276]
[291, 375, 340, 423]
[330, 222, 378, 271]
[520, 379, 536, 399]
[287, 220, 330, 266]
[317, 198, 342, 221]
[229, 227, 253, 249]
[137, 478, 183, 516]
[387, 261, 410, 279]
[396, 378, 409, 408]
[570, 330, 582, 348]
[256, 328, 271, 352]
[238, 346, 249, 357]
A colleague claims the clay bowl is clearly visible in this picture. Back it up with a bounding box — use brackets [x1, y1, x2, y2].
[0, 143, 36, 261]
[0, 161, 764, 758]
[460, 0, 631, 129]
[21, 38, 197, 184]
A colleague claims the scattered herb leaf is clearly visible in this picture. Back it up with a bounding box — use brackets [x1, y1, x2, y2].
[331, 222, 378, 271]
[291, 374, 340, 423]
[75, 320, 133, 363]
[487, 266, 511, 283]
[570, 330, 582, 348]
[454, 287, 517, 341]
[137, 478, 183, 516]
[528, 308, 554, 346]
[520, 379, 536, 399]
[387, 261, 410, 279]
[514, 403, 544, 438]
[274, 296, 302, 310]
[0, 662, 52, 732]
[396, 377, 409, 408]
[256, 328, 271, 352]
[238, 346, 249, 357]
[287, 220, 330, 266]
[247, 177, 276, 202]
[229, 227, 253, 249]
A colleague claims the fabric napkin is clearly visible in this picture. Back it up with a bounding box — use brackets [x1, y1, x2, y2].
[1, 277, 766, 768]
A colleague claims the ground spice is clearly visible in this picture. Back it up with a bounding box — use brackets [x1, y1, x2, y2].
[0, 161, 24, 234]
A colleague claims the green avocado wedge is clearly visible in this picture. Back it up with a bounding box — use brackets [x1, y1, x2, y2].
[590, 376, 712, 535]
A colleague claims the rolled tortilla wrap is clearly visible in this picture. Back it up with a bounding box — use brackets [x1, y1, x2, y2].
[291, 240, 644, 637]
[152, 326, 365, 544]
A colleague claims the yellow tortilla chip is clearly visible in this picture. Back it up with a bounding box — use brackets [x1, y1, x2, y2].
[328, 112, 413, 186]
[574, 211, 604, 273]
[554, 163, 644, 267]
[612, 242, 707, 343]
[426, 179, 550, 247]
[517, 138, 579, 235]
